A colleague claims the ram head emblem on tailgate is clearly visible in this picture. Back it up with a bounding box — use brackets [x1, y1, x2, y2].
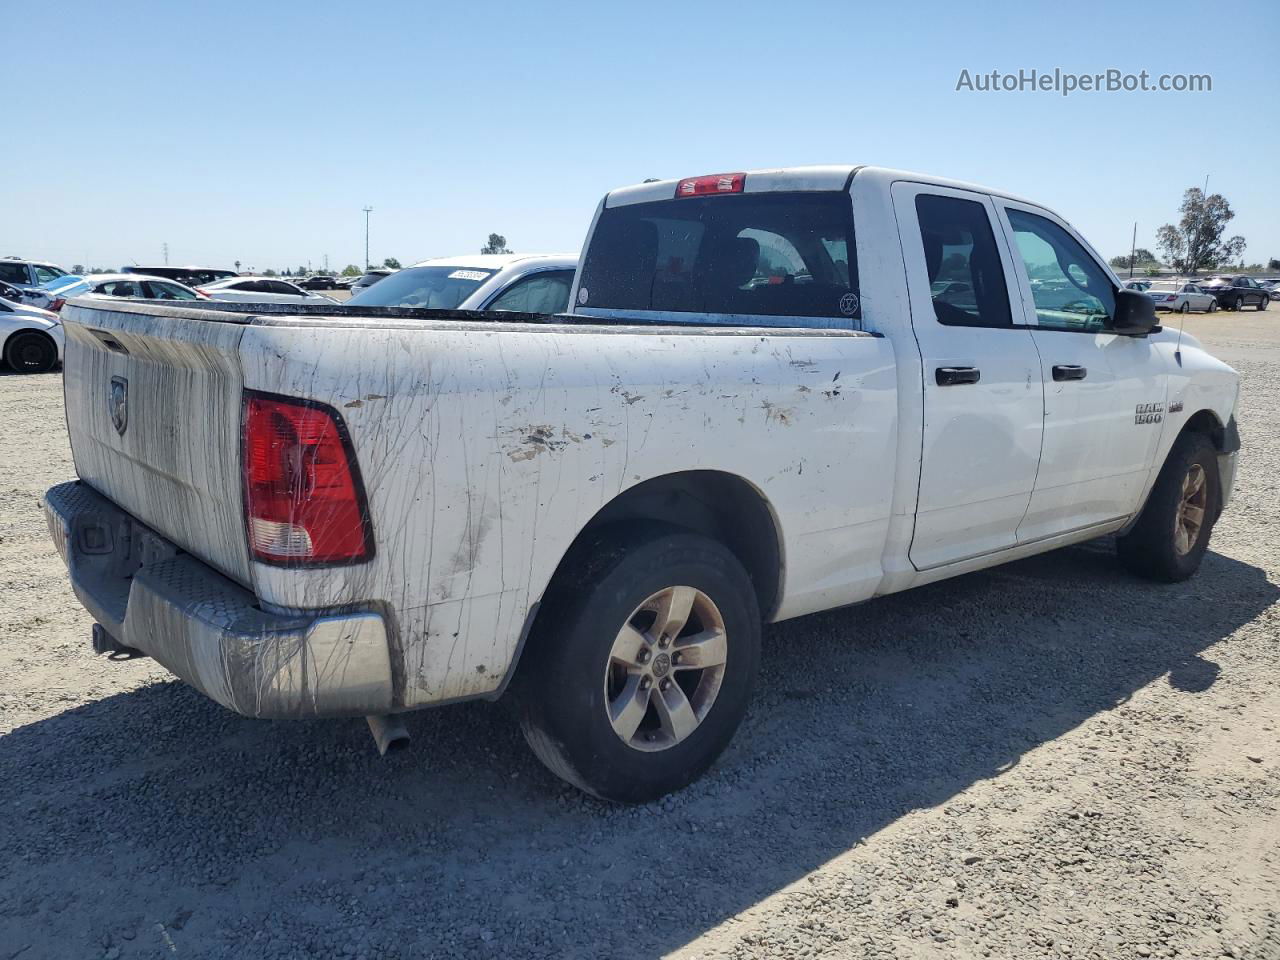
[109, 376, 128, 436]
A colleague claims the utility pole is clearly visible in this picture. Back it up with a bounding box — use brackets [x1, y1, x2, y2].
[1128, 222, 1137, 278]
[162, 242, 169, 266]
[362, 206, 373, 272]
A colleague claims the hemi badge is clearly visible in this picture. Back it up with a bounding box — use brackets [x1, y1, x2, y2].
[1169, 400, 1184, 413]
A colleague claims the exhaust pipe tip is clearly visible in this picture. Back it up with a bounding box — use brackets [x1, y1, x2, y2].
[365, 714, 410, 756]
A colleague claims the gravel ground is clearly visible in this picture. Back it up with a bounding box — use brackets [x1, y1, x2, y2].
[1, 313, 1277, 960]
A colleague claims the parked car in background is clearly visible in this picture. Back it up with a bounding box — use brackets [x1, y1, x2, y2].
[1200, 276, 1271, 311]
[196, 276, 338, 304]
[0, 258, 70, 288]
[349, 268, 394, 296]
[1, 296, 63, 372]
[121, 265, 239, 288]
[346, 254, 578, 312]
[14, 275, 87, 311]
[1145, 281, 1218, 313]
[1260, 280, 1280, 302]
[297, 275, 343, 290]
[1122, 279, 1152, 291]
[48, 274, 210, 307]
[44, 164, 1239, 802]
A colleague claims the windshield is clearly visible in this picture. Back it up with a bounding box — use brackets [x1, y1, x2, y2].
[1148, 283, 1178, 292]
[347, 266, 495, 308]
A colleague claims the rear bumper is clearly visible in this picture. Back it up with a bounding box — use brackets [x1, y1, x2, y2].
[42, 481, 394, 719]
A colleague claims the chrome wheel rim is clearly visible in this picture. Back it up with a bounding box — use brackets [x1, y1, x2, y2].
[604, 586, 727, 752]
[1174, 464, 1207, 556]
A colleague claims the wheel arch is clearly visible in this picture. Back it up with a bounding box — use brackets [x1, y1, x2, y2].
[552, 470, 784, 621]
[1181, 407, 1238, 455]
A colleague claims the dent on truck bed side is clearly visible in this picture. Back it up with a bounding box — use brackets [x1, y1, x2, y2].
[238, 321, 898, 708]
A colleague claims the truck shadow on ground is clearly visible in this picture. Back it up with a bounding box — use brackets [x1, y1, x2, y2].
[2, 539, 1275, 959]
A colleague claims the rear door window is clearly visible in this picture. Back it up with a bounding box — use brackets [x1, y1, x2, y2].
[0, 263, 28, 284]
[97, 280, 142, 298]
[913, 194, 1012, 328]
[578, 191, 858, 321]
[488, 270, 575, 313]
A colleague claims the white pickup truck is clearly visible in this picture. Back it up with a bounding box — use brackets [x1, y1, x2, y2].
[44, 165, 1239, 802]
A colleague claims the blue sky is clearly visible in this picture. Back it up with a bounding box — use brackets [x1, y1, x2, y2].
[5, 0, 1276, 272]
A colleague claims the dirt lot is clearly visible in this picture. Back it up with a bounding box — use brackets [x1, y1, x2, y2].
[1, 312, 1277, 960]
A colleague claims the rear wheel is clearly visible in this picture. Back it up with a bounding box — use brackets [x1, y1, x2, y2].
[1117, 432, 1221, 582]
[1179, 300, 1191, 313]
[1231, 295, 1244, 311]
[4, 331, 58, 373]
[517, 529, 761, 803]
[1258, 296, 1268, 312]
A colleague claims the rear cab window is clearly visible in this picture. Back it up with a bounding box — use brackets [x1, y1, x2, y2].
[577, 190, 858, 325]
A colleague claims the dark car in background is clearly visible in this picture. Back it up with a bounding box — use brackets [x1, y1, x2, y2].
[121, 265, 239, 288]
[349, 268, 394, 295]
[1200, 276, 1271, 311]
[297, 275, 343, 290]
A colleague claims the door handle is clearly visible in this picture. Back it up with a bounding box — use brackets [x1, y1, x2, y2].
[1052, 364, 1087, 381]
[935, 366, 981, 386]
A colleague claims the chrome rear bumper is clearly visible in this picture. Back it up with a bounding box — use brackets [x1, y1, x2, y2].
[43, 481, 394, 719]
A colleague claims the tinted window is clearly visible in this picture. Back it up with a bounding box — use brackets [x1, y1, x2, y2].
[578, 192, 858, 320]
[0, 263, 28, 284]
[488, 271, 575, 314]
[1006, 209, 1115, 332]
[97, 280, 142, 297]
[269, 281, 300, 295]
[914, 194, 1011, 327]
[347, 266, 495, 308]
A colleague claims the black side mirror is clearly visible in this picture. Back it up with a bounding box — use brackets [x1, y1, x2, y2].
[1110, 288, 1157, 336]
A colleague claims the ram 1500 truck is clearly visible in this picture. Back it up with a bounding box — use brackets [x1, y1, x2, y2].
[43, 165, 1240, 802]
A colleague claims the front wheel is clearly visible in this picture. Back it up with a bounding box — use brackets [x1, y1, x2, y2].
[517, 529, 761, 803]
[1209, 299, 1218, 313]
[1258, 296, 1268, 312]
[1116, 432, 1221, 582]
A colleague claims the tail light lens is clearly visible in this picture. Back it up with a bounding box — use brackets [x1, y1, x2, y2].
[49, 297, 66, 312]
[241, 392, 373, 565]
[1166, 295, 1178, 301]
[195, 288, 210, 296]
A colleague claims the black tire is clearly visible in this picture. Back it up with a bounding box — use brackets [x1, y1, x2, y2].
[4, 331, 58, 373]
[1257, 296, 1268, 312]
[517, 527, 761, 803]
[1232, 295, 1243, 311]
[1179, 300, 1191, 313]
[1116, 432, 1221, 582]
[1209, 300, 1218, 313]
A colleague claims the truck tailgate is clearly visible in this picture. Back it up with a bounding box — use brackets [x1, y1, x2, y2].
[61, 301, 253, 585]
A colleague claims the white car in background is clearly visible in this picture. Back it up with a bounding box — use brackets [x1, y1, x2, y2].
[346, 254, 578, 312]
[196, 276, 339, 305]
[1145, 280, 1218, 313]
[47, 274, 210, 306]
[1, 296, 63, 373]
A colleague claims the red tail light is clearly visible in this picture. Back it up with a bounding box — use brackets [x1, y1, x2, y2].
[1166, 295, 1178, 301]
[195, 291, 211, 300]
[195, 288, 210, 296]
[48, 297, 66, 312]
[241, 392, 373, 566]
[675, 172, 746, 197]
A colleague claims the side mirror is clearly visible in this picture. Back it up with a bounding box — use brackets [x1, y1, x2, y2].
[1110, 288, 1157, 336]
